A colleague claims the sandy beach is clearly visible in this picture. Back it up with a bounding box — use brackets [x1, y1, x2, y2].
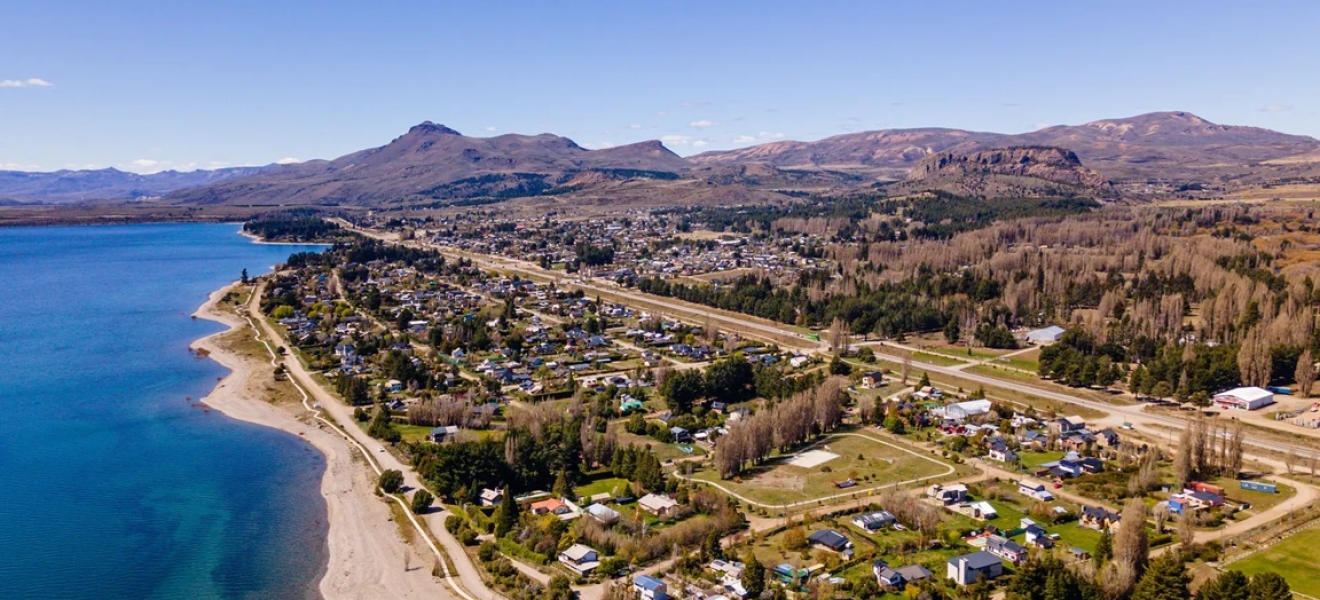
[190, 283, 453, 600]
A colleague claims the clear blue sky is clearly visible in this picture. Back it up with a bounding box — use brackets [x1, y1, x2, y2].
[2, 0, 1317, 173]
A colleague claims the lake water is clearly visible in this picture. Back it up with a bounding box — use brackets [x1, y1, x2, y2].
[0, 223, 329, 599]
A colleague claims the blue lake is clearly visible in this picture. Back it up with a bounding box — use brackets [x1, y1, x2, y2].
[0, 223, 329, 599]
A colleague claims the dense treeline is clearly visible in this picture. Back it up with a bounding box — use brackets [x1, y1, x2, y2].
[636, 269, 1005, 335]
[242, 214, 342, 241]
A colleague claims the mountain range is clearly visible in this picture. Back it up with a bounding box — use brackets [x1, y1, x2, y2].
[0, 166, 271, 205]
[5, 111, 1320, 207]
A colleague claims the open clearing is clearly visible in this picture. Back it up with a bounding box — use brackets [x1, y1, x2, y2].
[691, 432, 954, 507]
[1231, 525, 1320, 597]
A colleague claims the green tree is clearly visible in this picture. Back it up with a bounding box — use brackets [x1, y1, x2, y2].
[829, 354, 852, 376]
[379, 469, 404, 494]
[411, 489, 434, 514]
[552, 469, 572, 499]
[1130, 554, 1189, 600]
[494, 485, 518, 537]
[272, 305, 295, 319]
[368, 408, 401, 443]
[943, 318, 961, 343]
[240, 268, 249, 284]
[544, 575, 574, 600]
[1197, 570, 1249, 600]
[741, 552, 765, 599]
[1247, 573, 1292, 600]
[1094, 529, 1113, 566]
[918, 371, 931, 389]
[661, 369, 706, 414]
[703, 529, 724, 561]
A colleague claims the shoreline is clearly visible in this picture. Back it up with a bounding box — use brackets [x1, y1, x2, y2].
[190, 283, 446, 600]
[236, 227, 336, 246]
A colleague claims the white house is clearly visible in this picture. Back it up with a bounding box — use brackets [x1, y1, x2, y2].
[1213, 386, 1275, 411]
[479, 488, 504, 506]
[558, 544, 600, 574]
[639, 493, 679, 517]
[1018, 481, 1055, 502]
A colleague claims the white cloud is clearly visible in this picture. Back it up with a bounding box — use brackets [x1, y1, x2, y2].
[627, 124, 643, 130]
[692, 140, 708, 148]
[275, 157, 301, 164]
[485, 126, 497, 131]
[732, 131, 786, 145]
[689, 119, 715, 128]
[660, 134, 692, 146]
[0, 78, 54, 88]
[122, 159, 198, 174]
[1260, 103, 1294, 113]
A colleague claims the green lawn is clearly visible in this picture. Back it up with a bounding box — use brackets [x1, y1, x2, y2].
[691, 433, 953, 506]
[1019, 451, 1066, 468]
[617, 431, 706, 462]
[1204, 477, 1296, 514]
[574, 477, 631, 500]
[1232, 526, 1320, 597]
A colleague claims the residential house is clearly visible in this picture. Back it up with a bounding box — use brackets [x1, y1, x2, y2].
[670, 426, 692, 443]
[530, 498, 579, 520]
[986, 535, 1028, 565]
[1024, 524, 1054, 549]
[1018, 480, 1055, 502]
[586, 503, 621, 525]
[638, 493, 679, 517]
[851, 510, 897, 532]
[873, 561, 932, 590]
[633, 575, 668, 600]
[479, 488, 504, 506]
[988, 441, 1018, 463]
[957, 500, 998, 521]
[427, 425, 461, 443]
[807, 529, 853, 554]
[928, 483, 969, 505]
[947, 551, 1004, 586]
[861, 371, 885, 389]
[558, 543, 600, 575]
[1080, 506, 1120, 531]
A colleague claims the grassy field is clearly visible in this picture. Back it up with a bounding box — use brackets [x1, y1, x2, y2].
[1018, 451, 1066, 468]
[691, 434, 952, 506]
[1205, 477, 1296, 514]
[1232, 526, 1320, 597]
[617, 431, 706, 462]
[574, 477, 631, 500]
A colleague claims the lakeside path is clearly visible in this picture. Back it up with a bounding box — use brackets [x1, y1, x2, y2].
[243, 279, 509, 600]
[191, 283, 456, 600]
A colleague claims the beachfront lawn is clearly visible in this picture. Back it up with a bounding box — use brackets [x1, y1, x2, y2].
[690, 433, 953, 507]
[1231, 527, 1320, 597]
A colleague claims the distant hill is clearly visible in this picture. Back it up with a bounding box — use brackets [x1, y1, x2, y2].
[168, 123, 696, 206]
[0, 166, 272, 204]
[887, 146, 1114, 199]
[692, 112, 1320, 185]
